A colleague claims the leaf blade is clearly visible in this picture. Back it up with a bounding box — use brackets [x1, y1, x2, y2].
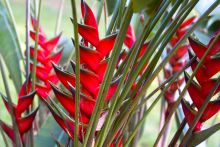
[0, 1, 22, 92]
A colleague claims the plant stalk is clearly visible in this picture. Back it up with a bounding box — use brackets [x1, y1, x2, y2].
[31, 0, 42, 90]
[25, 0, 31, 79]
[153, 1, 220, 145]
[82, 2, 133, 147]
[70, 0, 80, 146]
[123, 57, 196, 145]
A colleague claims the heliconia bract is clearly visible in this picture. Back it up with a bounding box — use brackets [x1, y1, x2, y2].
[182, 30, 220, 131]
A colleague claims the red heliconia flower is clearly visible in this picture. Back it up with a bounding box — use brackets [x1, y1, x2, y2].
[43, 1, 151, 145]
[29, 16, 62, 98]
[181, 30, 220, 131]
[162, 17, 196, 117]
[124, 24, 149, 68]
[0, 77, 38, 143]
[44, 1, 123, 144]
[170, 17, 196, 46]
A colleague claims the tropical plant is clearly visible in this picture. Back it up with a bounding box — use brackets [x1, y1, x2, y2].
[0, 0, 220, 147]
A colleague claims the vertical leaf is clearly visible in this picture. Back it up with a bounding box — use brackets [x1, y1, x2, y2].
[0, 1, 22, 93]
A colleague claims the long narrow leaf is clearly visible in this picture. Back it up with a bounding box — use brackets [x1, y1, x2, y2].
[0, 1, 22, 92]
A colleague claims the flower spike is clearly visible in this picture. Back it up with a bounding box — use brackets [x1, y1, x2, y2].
[30, 16, 62, 99]
[184, 30, 220, 131]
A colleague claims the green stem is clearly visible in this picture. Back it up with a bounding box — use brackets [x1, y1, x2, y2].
[25, 0, 31, 79]
[103, 0, 107, 31]
[131, 0, 197, 106]
[180, 32, 220, 146]
[124, 93, 161, 146]
[95, 16, 153, 147]
[31, 0, 42, 90]
[153, 1, 220, 146]
[24, 0, 32, 146]
[122, 58, 195, 145]
[136, 57, 195, 110]
[113, 0, 180, 114]
[116, 0, 126, 28]
[0, 55, 23, 147]
[100, 0, 174, 144]
[70, 0, 80, 146]
[31, 0, 42, 133]
[112, 4, 187, 139]
[82, 2, 133, 147]
[114, 0, 195, 143]
[168, 119, 186, 146]
[107, 0, 198, 144]
[106, 0, 120, 35]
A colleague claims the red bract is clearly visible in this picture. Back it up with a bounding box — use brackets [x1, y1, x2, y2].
[182, 30, 220, 131]
[30, 16, 62, 98]
[0, 77, 38, 143]
[124, 25, 136, 48]
[124, 25, 149, 62]
[46, 0, 122, 143]
[45, 1, 151, 145]
[162, 17, 195, 117]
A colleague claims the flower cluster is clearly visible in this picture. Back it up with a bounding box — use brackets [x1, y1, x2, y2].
[163, 17, 196, 116]
[182, 31, 220, 131]
[41, 1, 152, 144]
[30, 17, 62, 98]
[0, 77, 38, 143]
[43, 0, 120, 141]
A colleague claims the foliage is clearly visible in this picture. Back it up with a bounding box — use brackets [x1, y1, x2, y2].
[0, 0, 220, 147]
[0, 1, 22, 92]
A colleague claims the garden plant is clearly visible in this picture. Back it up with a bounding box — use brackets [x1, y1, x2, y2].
[0, 0, 220, 146]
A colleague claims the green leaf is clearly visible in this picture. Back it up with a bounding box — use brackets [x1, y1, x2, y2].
[188, 123, 220, 146]
[0, 1, 22, 92]
[106, 0, 118, 16]
[34, 115, 68, 147]
[131, 0, 161, 14]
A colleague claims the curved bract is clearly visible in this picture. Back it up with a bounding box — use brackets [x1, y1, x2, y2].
[0, 77, 38, 143]
[30, 16, 63, 98]
[182, 31, 220, 132]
